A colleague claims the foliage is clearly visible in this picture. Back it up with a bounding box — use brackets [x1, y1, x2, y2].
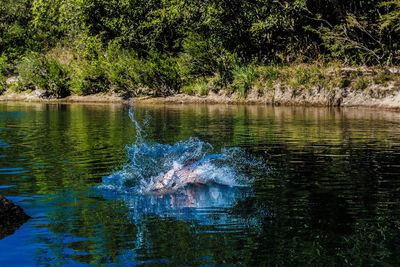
[181, 78, 209, 96]
[0, 55, 8, 93]
[138, 51, 181, 96]
[231, 65, 257, 96]
[103, 48, 141, 95]
[68, 46, 181, 96]
[0, 0, 35, 60]
[316, 1, 400, 65]
[253, 65, 281, 90]
[69, 59, 108, 95]
[0, 0, 400, 96]
[178, 33, 220, 78]
[283, 64, 329, 89]
[373, 68, 392, 85]
[17, 53, 70, 97]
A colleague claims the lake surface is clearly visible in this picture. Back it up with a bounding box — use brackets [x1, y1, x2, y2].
[0, 102, 400, 266]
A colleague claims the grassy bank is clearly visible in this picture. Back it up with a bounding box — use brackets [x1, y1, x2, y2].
[1, 49, 399, 95]
[1, 49, 399, 108]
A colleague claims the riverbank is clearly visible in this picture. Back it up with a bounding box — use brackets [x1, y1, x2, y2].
[1, 65, 400, 110]
[1, 85, 400, 110]
[134, 85, 400, 110]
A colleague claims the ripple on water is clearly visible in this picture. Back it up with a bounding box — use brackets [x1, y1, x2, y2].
[0, 185, 16, 189]
[0, 139, 10, 148]
[0, 167, 29, 175]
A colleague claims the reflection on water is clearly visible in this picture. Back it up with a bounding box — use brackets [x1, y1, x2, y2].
[0, 103, 400, 266]
[102, 184, 250, 225]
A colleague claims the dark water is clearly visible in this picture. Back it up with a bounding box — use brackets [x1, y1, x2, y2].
[0, 103, 400, 266]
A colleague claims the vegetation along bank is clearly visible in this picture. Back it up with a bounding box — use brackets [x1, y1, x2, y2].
[1, 1, 400, 108]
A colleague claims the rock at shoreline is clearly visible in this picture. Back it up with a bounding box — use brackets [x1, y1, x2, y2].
[0, 196, 30, 239]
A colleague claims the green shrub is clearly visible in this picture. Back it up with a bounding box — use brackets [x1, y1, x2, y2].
[255, 65, 281, 89]
[287, 67, 312, 88]
[207, 73, 223, 92]
[0, 55, 8, 93]
[179, 34, 239, 86]
[17, 53, 70, 97]
[71, 48, 181, 97]
[179, 33, 218, 78]
[181, 79, 209, 96]
[231, 65, 257, 96]
[74, 35, 104, 61]
[215, 50, 240, 86]
[139, 52, 181, 96]
[281, 65, 329, 90]
[104, 49, 141, 95]
[46, 58, 70, 97]
[70, 59, 109, 95]
[17, 53, 45, 91]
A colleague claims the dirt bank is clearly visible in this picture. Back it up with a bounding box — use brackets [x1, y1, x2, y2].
[1, 83, 399, 110]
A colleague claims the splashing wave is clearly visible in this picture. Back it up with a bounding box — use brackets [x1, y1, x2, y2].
[100, 107, 264, 200]
[101, 137, 256, 194]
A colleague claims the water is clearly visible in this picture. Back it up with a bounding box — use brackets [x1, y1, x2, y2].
[0, 102, 400, 266]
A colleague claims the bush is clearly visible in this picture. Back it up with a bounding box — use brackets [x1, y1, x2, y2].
[179, 33, 240, 88]
[70, 46, 182, 97]
[69, 59, 109, 95]
[104, 49, 141, 95]
[46, 58, 70, 97]
[16, 53, 44, 91]
[139, 52, 181, 96]
[0, 55, 8, 93]
[181, 78, 209, 96]
[253, 65, 280, 90]
[215, 50, 240, 86]
[231, 65, 257, 96]
[178, 33, 218, 78]
[17, 53, 70, 97]
[67, 35, 111, 95]
[373, 68, 392, 85]
[280, 64, 329, 90]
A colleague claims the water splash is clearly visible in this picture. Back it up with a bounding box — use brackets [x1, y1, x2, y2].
[100, 106, 265, 216]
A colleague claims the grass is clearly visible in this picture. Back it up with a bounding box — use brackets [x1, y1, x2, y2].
[255, 65, 280, 89]
[250, 63, 343, 93]
[231, 65, 257, 96]
[181, 79, 209, 96]
[372, 68, 392, 85]
[353, 77, 369, 91]
[2, 46, 400, 98]
[0, 55, 8, 93]
[234, 63, 400, 95]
